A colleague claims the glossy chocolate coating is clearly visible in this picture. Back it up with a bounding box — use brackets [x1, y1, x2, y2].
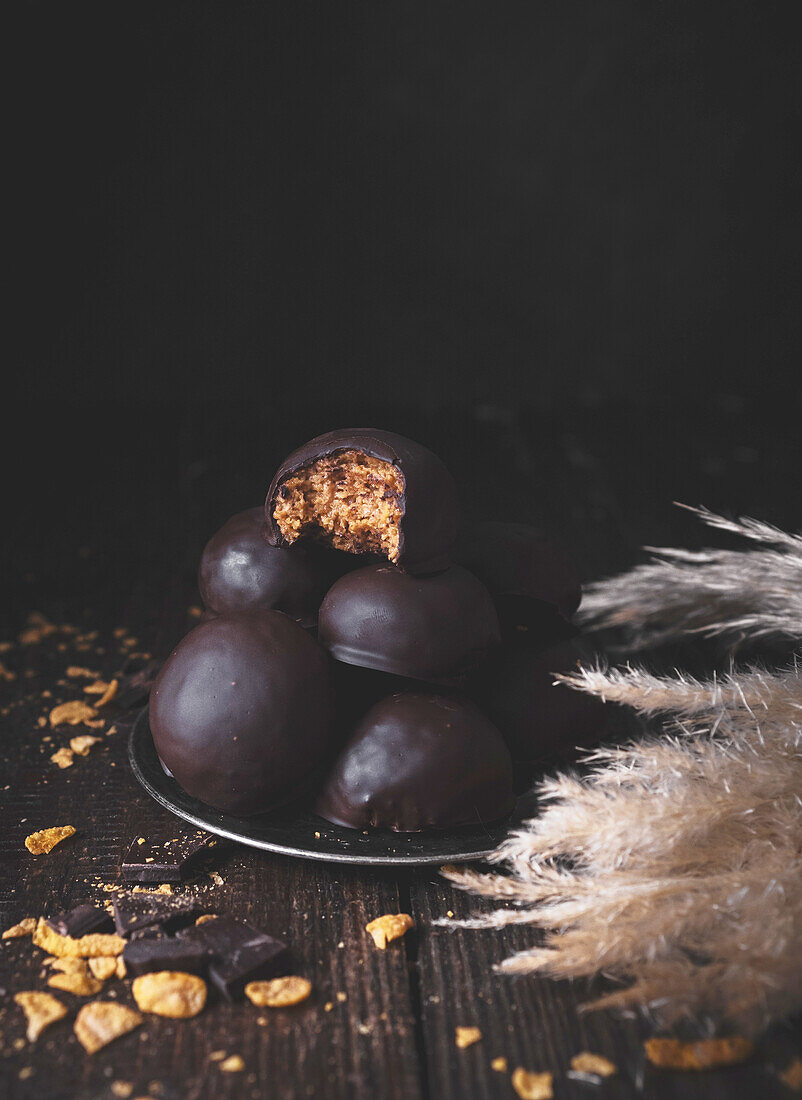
[474, 641, 606, 763]
[149, 610, 333, 815]
[318, 563, 501, 682]
[265, 429, 459, 574]
[199, 507, 331, 626]
[316, 691, 515, 832]
[458, 522, 581, 642]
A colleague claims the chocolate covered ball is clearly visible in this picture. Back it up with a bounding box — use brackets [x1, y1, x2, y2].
[316, 692, 515, 831]
[318, 563, 501, 682]
[199, 507, 332, 627]
[475, 641, 606, 763]
[265, 429, 459, 574]
[458, 522, 581, 643]
[150, 610, 333, 815]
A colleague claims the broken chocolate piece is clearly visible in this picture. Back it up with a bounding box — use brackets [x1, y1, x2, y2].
[45, 904, 114, 938]
[179, 915, 290, 1000]
[112, 894, 201, 938]
[120, 829, 216, 884]
[122, 936, 211, 977]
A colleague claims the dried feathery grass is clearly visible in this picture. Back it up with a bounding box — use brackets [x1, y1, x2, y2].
[440, 508, 802, 1035]
[578, 505, 802, 649]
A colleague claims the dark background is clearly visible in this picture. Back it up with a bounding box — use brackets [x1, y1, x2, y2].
[5, 0, 801, 620]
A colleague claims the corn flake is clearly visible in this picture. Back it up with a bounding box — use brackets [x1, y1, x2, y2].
[49, 700, 99, 728]
[51, 747, 75, 769]
[74, 1001, 142, 1054]
[245, 976, 312, 1007]
[455, 1026, 482, 1049]
[570, 1051, 617, 1077]
[511, 1068, 553, 1099]
[644, 1036, 754, 1071]
[132, 971, 207, 1018]
[25, 825, 76, 854]
[70, 734, 102, 756]
[33, 917, 125, 958]
[14, 991, 68, 1041]
[2, 917, 36, 939]
[365, 912, 414, 949]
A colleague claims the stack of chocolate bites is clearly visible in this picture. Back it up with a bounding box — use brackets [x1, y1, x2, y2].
[150, 429, 604, 832]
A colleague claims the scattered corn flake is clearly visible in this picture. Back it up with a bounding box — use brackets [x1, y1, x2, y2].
[99, 678, 119, 706]
[188, 606, 203, 619]
[644, 1036, 754, 1071]
[19, 1067, 33, 1080]
[511, 1068, 553, 1100]
[33, 918, 125, 958]
[245, 976, 312, 1007]
[74, 1001, 142, 1054]
[570, 1052, 617, 1078]
[25, 825, 76, 854]
[51, 747, 75, 769]
[132, 971, 207, 1018]
[0, 640, 12, 652]
[208, 871, 224, 886]
[83, 679, 109, 694]
[209, 1050, 227, 1061]
[3, 916, 36, 939]
[324, 1002, 333, 1012]
[132, 884, 173, 895]
[107, 724, 118, 735]
[67, 666, 97, 679]
[13, 1038, 26, 1051]
[365, 912, 414, 949]
[37, 716, 47, 727]
[70, 734, 102, 756]
[49, 967, 104, 996]
[455, 1026, 482, 1049]
[49, 700, 98, 728]
[195, 914, 216, 925]
[116, 956, 127, 979]
[220, 1055, 245, 1072]
[336, 992, 347, 1003]
[491, 1057, 508, 1072]
[19, 613, 58, 645]
[111, 1083, 134, 1099]
[780, 1058, 802, 1091]
[14, 991, 69, 1041]
[0, 660, 16, 681]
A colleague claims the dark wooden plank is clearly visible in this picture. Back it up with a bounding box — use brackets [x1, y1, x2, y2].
[0, 624, 422, 1100]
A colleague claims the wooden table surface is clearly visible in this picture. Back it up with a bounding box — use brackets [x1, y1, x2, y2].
[1, 400, 800, 1099]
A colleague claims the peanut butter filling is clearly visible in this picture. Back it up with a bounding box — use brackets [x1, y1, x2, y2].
[273, 451, 404, 561]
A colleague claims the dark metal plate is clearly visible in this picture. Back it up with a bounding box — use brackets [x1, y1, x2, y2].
[128, 708, 533, 866]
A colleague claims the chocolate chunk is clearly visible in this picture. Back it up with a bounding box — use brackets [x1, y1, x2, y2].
[122, 935, 210, 977]
[112, 894, 202, 938]
[45, 904, 114, 938]
[179, 915, 290, 1000]
[149, 610, 333, 816]
[120, 829, 217, 884]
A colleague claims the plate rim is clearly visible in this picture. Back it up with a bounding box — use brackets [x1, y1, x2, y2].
[127, 708, 519, 866]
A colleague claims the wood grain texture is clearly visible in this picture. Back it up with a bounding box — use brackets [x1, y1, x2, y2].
[1, 406, 800, 1098]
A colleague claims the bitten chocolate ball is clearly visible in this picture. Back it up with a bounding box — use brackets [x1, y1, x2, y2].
[316, 692, 515, 832]
[318, 563, 501, 682]
[150, 610, 333, 815]
[198, 507, 332, 627]
[265, 429, 459, 575]
[458, 522, 581, 643]
[475, 641, 606, 763]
